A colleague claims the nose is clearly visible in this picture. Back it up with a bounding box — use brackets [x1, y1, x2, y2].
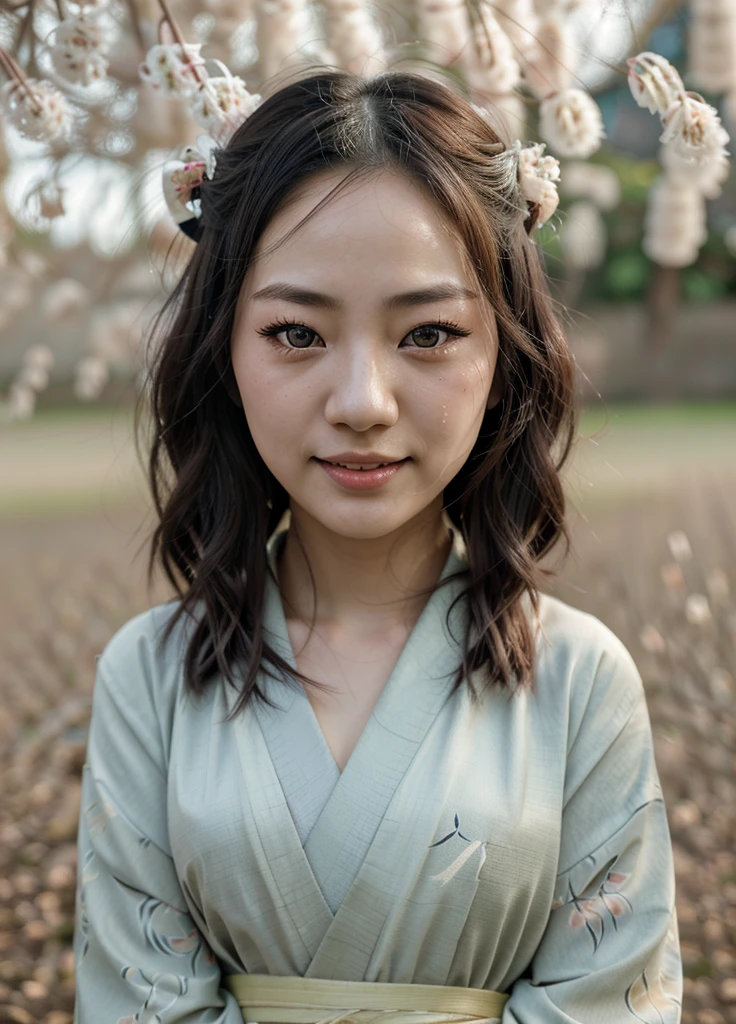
[323, 343, 399, 431]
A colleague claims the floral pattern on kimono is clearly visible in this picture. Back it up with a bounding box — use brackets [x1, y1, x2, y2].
[73, 652, 244, 1023]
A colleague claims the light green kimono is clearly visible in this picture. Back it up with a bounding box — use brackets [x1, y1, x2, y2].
[73, 518, 682, 1023]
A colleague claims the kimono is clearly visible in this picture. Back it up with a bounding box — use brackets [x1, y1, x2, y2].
[73, 516, 682, 1023]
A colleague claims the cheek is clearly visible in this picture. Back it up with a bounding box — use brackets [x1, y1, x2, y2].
[417, 353, 493, 444]
[232, 351, 308, 456]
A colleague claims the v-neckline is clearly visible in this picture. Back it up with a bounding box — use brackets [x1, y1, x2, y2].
[261, 511, 468, 779]
[247, 511, 471, 917]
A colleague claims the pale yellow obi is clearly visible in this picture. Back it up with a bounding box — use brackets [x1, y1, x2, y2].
[224, 974, 509, 1024]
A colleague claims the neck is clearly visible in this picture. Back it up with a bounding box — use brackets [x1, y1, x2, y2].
[276, 499, 454, 637]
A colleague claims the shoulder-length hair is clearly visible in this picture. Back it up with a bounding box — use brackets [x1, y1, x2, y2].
[139, 67, 579, 717]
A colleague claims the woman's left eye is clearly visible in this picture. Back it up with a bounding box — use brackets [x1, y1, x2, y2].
[256, 318, 471, 352]
[402, 321, 472, 349]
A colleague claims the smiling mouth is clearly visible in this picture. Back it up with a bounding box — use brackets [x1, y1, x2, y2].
[319, 460, 405, 471]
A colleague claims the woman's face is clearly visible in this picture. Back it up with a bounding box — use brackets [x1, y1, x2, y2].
[231, 168, 503, 541]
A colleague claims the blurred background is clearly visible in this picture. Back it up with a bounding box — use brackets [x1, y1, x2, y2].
[0, 0, 735, 1020]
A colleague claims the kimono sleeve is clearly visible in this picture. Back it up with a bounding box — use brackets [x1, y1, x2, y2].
[502, 637, 683, 1024]
[73, 638, 244, 1024]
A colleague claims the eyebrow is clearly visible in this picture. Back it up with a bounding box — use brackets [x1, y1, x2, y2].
[249, 282, 480, 311]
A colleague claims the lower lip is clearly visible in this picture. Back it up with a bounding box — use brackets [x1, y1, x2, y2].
[315, 458, 409, 490]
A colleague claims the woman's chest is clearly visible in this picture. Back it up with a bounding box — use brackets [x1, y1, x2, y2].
[167, 680, 566, 983]
[286, 618, 412, 772]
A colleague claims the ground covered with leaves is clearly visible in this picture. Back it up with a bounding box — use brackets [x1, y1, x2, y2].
[0, 471, 734, 1024]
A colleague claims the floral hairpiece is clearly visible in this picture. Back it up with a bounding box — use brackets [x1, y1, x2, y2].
[468, 106, 563, 230]
[162, 134, 220, 239]
[139, 39, 263, 240]
[511, 139, 562, 228]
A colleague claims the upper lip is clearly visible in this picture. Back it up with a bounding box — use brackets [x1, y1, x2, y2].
[317, 452, 407, 464]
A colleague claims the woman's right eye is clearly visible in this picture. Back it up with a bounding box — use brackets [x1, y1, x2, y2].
[256, 320, 322, 349]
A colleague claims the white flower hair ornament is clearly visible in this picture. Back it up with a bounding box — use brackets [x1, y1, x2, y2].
[162, 134, 220, 240]
[145, 42, 263, 241]
[513, 139, 562, 228]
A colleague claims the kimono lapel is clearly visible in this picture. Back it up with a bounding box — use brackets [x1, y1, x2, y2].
[301, 533, 469, 917]
[252, 525, 341, 847]
[252, 513, 474, 980]
[222, 659, 336, 973]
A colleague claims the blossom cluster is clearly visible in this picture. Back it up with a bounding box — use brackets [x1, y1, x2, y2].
[515, 140, 562, 228]
[627, 51, 731, 267]
[47, 9, 115, 87]
[139, 46, 262, 147]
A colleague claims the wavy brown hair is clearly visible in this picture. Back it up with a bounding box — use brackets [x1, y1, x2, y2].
[138, 67, 580, 718]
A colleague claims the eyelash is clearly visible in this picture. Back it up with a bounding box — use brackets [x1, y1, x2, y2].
[255, 317, 472, 354]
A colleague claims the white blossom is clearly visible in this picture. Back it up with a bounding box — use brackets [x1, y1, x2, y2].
[667, 529, 693, 562]
[560, 200, 607, 269]
[538, 88, 605, 158]
[0, 79, 74, 143]
[41, 279, 90, 322]
[561, 161, 621, 210]
[522, 13, 577, 100]
[687, 0, 736, 95]
[709, 667, 734, 704]
[685, 593, 712, 625]
[24, 345, 54, 371]
[48, 14, 111, 86]
[705, 567, 730, 602]
[639, 624, 666, 654]
[516, 141, 561, 227]
[89, 301, 146, 369]
[465, 8, 520, 96]
[660, 141, 731, 200]
[8, 383, 36, 420]
[74, 355, 109, 400]
[190, 67, 262, 144]
[322, 0, 387, 78]
[660, 94, 731, 166]
[17, 363, 50, 391]
[627, 51, 684, 117]
[255, 0, 314, 82]
[415, 0, 473, 68]
[139, 43, 207, 98]
[643, 176, 708, 267]
[493, 0, 538, 61]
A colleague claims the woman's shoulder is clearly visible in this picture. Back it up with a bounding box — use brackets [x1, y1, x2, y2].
[533, 592, 645, 734]
[94, 599, 199, 713]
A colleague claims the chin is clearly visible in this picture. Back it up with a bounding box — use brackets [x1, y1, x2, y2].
[297, 501, 419, 541]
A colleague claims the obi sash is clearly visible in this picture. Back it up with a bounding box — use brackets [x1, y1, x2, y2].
[224, 974, 509, 1024]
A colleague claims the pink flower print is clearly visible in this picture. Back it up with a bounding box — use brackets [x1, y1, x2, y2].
[605, 893, 630, 917]
[570, 898, 602, 929]
[561, 868, 633, 952]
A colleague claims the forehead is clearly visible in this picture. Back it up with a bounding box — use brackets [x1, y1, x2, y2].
[242, 168, 475, 297]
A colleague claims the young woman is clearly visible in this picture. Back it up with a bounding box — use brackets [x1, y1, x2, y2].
[73, 70, 682, 1023]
